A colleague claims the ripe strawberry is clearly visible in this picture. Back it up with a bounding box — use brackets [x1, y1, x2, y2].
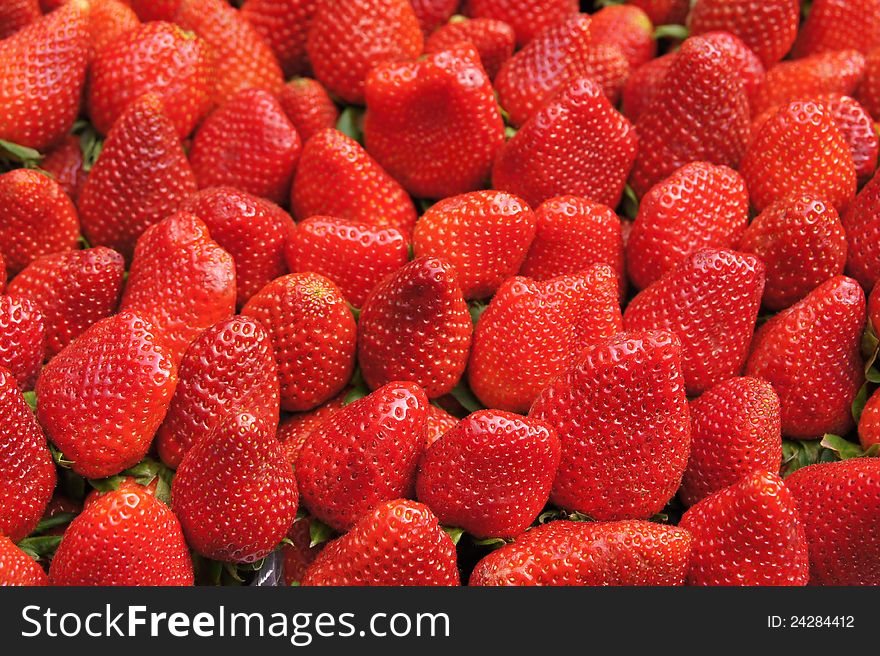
[410, 0, 458, 36]
[425, 404, 458, 447]
[127, 0, 181, 21]
[285, 216, 408, 308]
[425, 16, 515, 80]
[357, 257, 471, 398]
[578, 44, 631, 107]
[240, 0, 317, 77]
[0, 255, 6, 294]
[870, 281, 880, 333]
[156, 316, 279, 469]
[9, 247, 125, 358]
[493, 77, 637, 210]
[291, 128, 417, 238]
[738, 195, 848, 310]
[0, 169, 79, 275]
[794, 0, 880, 58]
[417, 410, 560, 538]
[621, 53, 675, 122]
[0, 0, 39, 40]
[36, 310, 178, 479]
[242, 273, 357, 411]
[843, 168, 880, 289]
[302, 499, 459, 586]
[745, 276, 865, 439]
[469, 266, 623, 413]
[364, 44, 505, 199]
[278, 390, 348, 462]
[39, 135, 87, 202]
[680, 470, 809, 586]
[590, 5, 656, 70]
[83, 475, 159, 510]
[465, 0, 578, 47]
[530, 330, 690, 520]
[628, 0, 688, 26]
[173, 410, 298, 563]
[282, 517, 323, 585]
[279, 78, 339, 144]
[700, 31, 767, 111]
[626, 162, 750, 290]
[86, 0, 140, 61]
[49, 486, 193, 585]
[858, 48, 880, 120]
[296, 382, 428, 532]
[624, 249, 765, 396]
[78, 93, 197, 261]
[815, 94, 879, 181]
[858, 388, 880, 449]
[0, 1, 88, 150]
[0, 295, 45, 391]
[470, 520, 692, 586]
[87, 21, 214, 139]
[0, 536, 47, 586]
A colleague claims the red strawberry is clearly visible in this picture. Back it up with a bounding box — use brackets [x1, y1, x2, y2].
[87, 0, 140, 61]
[0, 536, 47, 586]
[302, 499, 459, 586]
[858, 388, 880, 449]
[0, 295, 45, 391]
[357, 257, 471, 398]
[242, 273, 357, 411]
[49, 486, 193, 585]
[738, 195, 848, 310]
[700, 31, 767, 111]
[470, 520, 691, 586]
[282, 516, 323, 585]
[794, 0, 880, 58]
[425, 403, 458, 447]
[36, 310, 178, 479]
[240, 0, 317, 77]
[590, 4, 656, 70]
[465, 0, 578, 47]
[468, 265, 623, 413]
[278, 390, 348, 462]
[416, 410, 560, 538]
[843, 168, 880, 289]
[364, 44, 505, 199]
[285, 215, 408, 308]
[577, 43, 631, 106]
[83, 475, 158, 510]
[626, 162, 750, 290]
[681, 377, 782, 506]
[296, 382, 428, 532]
[278, 77, 339, 144]
[410, 0, 459, 36]
[493, 77, 638, 210]
[858, 48, 880, 120]
[529, 330, 690, 520]
[78, 93, 197, 261]
[0, 0, 39, 40]
[39, 135, 87, 202]
[9, 247, 125, 358]
[172, 410, 298, 563]
[156, 315, 279, 469]
[621, 53, 675, 122]
[0, 255, 6, 294]
[628, 0, 689, 26]
[425, 16, 515, 80]
[870, 280, 880, 333]
[745, 276, 865, 439]
[127, 0, 181, 21]
[680, 470, 809, 586]
[814, 94, 879, 181]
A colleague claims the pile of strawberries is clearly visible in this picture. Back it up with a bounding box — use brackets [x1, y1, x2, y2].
[1, 0, 880, 587]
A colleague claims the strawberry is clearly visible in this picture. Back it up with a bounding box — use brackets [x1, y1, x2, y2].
[624, 249, 765, 396]
[78, 93, 197, 261]
[49, 486, 193, 585]
[285, 215, 408, 308]
[278, 78, 339, 144]
[493, 77, 637, 210]
[357, 257, 471, 398]
[416, 410, 560, 538]
[301, 499, 459, 586]
[425, 404, 458, 447]
[465, 0, 578, 47]
[700, 31, 767, 111]
[296, 382, 428, 532]
[36, 310, 178, 479]
[794, 0, 880, 58]
[577, 43, 631, 107]
[843, 168, 880, 289]
[858, 388, 880, 449]
[529, 330, 690, 520]
[628, 0, 689, 26]
[156, 315, 279, 469]
[86, 0, 140, 61]
[590, 4, 656, 70]
[858, 48, 880, 120]
[814, 94, 879, 181]
[680, 470, 809, 586]
[364, 44, 505, 199]
[626, 162, 750, 290]
[786, 458, 880, 585]
[738, 195, 848, 310]
[745, 276, 865, 439]
[127, 0, 181, 21]
[240, 0, 317, 77]
[9, 247, 125, 358]
[470, 520, 691, 586]
[0, 255, 6, 294]
[120, 212, 236, 360]
[0, 169, 79, 275]
[173, 410, 298, 563]
[39, 135, 87, 202]
[621, 53, 675, 122]
[870, 281, 880, 334]
[0, 0, 39, 40]
[0, 536, 47, 586]
[278, 390, 348, 462]
[681, 377, 782, 506]
[282, 517, 323, 585]
[87, 21, 214, 139]
[0, 295, 45, 391]
[291, 128, 417, 238]
[306, 0, 423, 105]
[410, 0, 459, 36]
[468, 266, 623, 413]
[425, 17, 514, 81]
[242, 273, 357, 411]
[83, 475, 158, 510]
[0, 1, 88, 151]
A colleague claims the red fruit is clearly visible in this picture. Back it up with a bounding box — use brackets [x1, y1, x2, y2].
[9, 247, 125, 358]
[621, 53, 675, 122]
[578, 43, 631, 106]
[49, 487, 193, 585]
[83, 475, 158, 510]
[529, 330, 690, 520]
[681, 377, 782, 506]
[240, 0, 317, 77]
[242, 273, 357, 412]
[466, 0, 578, 47]
[858, 388, 880, 449]
[282, 517, 323, 585]
[858, 48, 880, 120]
[738, 195, 848, 310]
[493, 77, 637, 210]
[590, 5, 656, 70]
[425, 16, 515, 80]
[156, 316, 279, 469]
[628, 0, 689, 26]
[699, 31, 767, 110]
[745, 276, 865, 439]
[173, 410, 298, 563]
[844, 170, 880, 288]
[36, 310, 178, 479]
[39, 135, 87, 202]
[364, 44, 505, 199]
[278, 391, 348, 462]
[0, 295, 45, 391]
[278, 78, 339, 144]
[410, 0, 458, 36]
[0, 0, 39, 40]
[815, 94, 879, 181]
[626, 162, 750, 290]
[870, 281, 880, 333]
[680, 470, 809, 586]
[357, 257, 472, 398]
[425, 404, 458, 447]
[87, 0, 140, 60]
[469, 266, 623, 413]
[794, 0, 880, 58]
[296, 383, 428, 532]
[0, 536, 47, 586]
[285, 216, 408, 308]
[306, 0, 423, 105]
[127, 0, 181, 21]
[301, 499, 459, 586]
[470, 520, 691, 586]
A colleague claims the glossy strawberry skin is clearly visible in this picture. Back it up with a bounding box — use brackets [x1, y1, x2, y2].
[0, 536, 47, 586]
[466, 0, 578, 47]
[843, 169, 880, 288]
[278, 390, 348, 463]
[282, 516, 323, 585]
[0, 295, 45, 392]
[590, 5, 656, 70]
[629, 0, 689, 26]
[425, 404, 459, 448]
[39, 135, 87, 203]
[858, 388, 880, 449]
[410, 0, 458, 36]
[240, 0, 317, 77]
[858, 48, 880, 120]
[0, 0, 39, 40]
[794, 0, 880, 58]
[816, 94, 879, 182]
[425, 16, 515, 80]
[621, 53, 675, 123]
[279, 78, 339, 144]
[87, 0, 140, 61]
[700, 31, 767, 111]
